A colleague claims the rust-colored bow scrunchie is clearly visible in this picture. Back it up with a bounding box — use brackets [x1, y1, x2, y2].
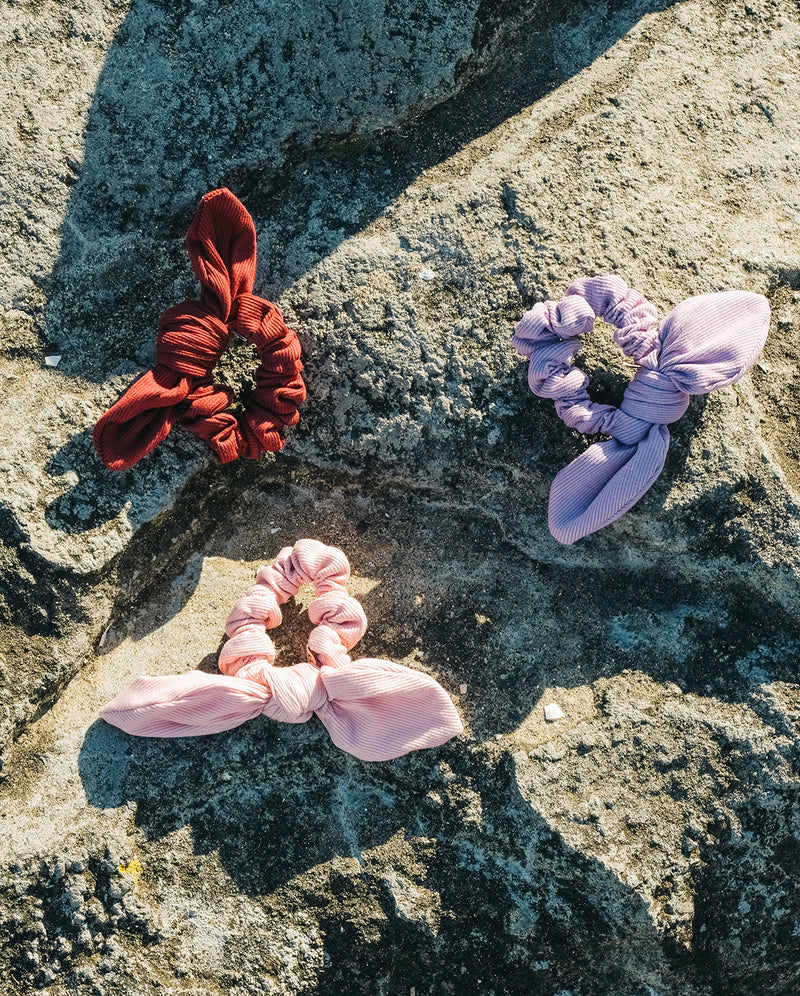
[92, 188, 306, 470]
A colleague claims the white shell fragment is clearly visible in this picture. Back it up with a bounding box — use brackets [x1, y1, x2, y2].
[44, 355, 62, 367]
[419, 268, 435, 281]
[459, 683, 467, 695]
[544, 702, 565, 722]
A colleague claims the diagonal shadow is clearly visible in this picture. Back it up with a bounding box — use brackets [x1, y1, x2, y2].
[77, 725, 701, 994]
[85, 449, 800, 724]
[74, 476, 800, 991]
[42, 0, 683, 536]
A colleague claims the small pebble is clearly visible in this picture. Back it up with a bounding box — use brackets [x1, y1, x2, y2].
[544, 702, 565, 722]
[44, 355, 62, 367]
[419, 268, 435, 281]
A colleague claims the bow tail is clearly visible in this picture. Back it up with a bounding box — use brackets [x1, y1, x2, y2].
[316, 659, 463, 762]
[99, 672, 268, 737]
[548, 425, 670, 544]
[92, 368, 190, 470]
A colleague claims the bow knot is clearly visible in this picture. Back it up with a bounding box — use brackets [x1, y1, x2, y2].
[619, 368, 691, 432]
[260, 662, 329, 724]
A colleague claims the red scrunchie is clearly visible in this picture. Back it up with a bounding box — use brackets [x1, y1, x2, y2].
[93, 188, 306, 470]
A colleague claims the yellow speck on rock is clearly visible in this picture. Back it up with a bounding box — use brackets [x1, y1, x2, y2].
[118, 858, 142, 885]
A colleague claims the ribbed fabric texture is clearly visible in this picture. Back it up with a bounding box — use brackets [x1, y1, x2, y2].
[93, 188, 306, 470]
[99, 539, 463, 761]
[512, 275, 770, 544]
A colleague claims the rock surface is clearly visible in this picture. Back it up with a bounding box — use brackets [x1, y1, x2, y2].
[2, 0, 800, 994]
[0, 0, 548, 749]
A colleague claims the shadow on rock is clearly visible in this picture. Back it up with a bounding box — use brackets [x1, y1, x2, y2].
[78, 721, 698, 994]
[46, 0, 683, 383]
[30, 0, 684, 566]
[44, 421, 208, 536]
[691, 769, 800, 996]
[75, 473, 800, 993]
[44, 426, 132, 534]
[87, 467, 800, 734]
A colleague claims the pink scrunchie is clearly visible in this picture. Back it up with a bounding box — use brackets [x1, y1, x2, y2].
[512, 275, 770, 544]
[100, 539, 463, 761]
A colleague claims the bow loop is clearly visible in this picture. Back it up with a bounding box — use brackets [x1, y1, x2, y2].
[548, 427, 670, 543]
[657, 290, 770, 395]
[186, 187, 257, 319]
[90, 367, 190, 471]
[316, 659, 467, 761]
[99, 672, 270, 738]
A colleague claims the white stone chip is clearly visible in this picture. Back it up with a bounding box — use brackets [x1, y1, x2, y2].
[419, 268, 435, 281]
[44, 355, 62, 367]
[544, 702, 565, 722]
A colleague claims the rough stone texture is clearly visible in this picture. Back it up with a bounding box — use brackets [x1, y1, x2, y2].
[3, 480, 800, 995]
[0, 0, 549, 748]
[2, 0, 800, 993]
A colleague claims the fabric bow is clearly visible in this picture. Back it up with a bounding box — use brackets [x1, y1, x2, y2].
[99, 539, 464, 761]
[92, 188, 306, 470]
[512, 275, 770, 544]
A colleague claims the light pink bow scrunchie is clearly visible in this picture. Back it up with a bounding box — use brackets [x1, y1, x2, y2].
[99, 539, 463, 761]
[511, 275, 770, 544]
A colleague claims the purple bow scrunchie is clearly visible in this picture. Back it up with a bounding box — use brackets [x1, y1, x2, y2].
[511, 275, 770, 544]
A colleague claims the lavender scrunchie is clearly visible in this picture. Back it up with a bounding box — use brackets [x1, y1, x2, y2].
[511, 275, 770, 544]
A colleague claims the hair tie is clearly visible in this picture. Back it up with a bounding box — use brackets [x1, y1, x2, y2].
[92, 188, 306, 471]
[512, 275, 770, 544]
[99, 539, 463, 761]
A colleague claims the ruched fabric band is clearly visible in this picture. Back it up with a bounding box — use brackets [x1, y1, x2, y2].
[99, 539, 464, 761]
[92, 188, 306, 470]
[512, 275, 770, 544]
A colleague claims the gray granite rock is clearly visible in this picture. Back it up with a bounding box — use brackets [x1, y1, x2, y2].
[0, 0, 548, 748]
[2, 479, 800, 995]
[2, 0, 800, 993]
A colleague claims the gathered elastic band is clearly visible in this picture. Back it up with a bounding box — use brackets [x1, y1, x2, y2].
[99, 539, 464, 761]
[512, 275, 770, 544]
[92, 188, 306, 470]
